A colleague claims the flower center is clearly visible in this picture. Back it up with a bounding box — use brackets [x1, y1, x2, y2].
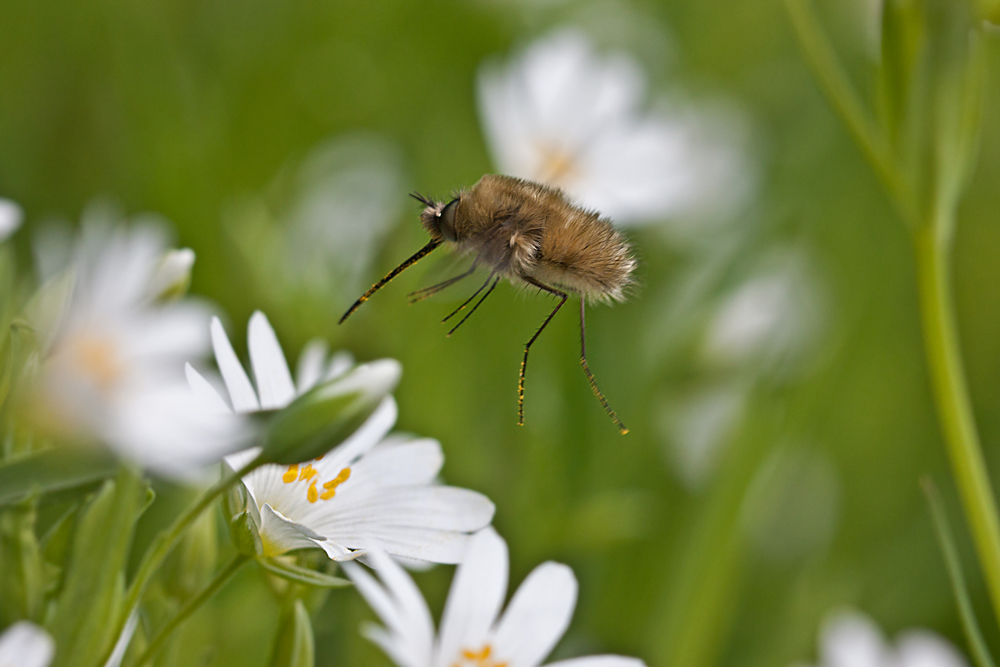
[452, 644, 507, 667]
[66, 334, 124, 391]
[534, 143, 581, 188]
[282, 461, 352, 504]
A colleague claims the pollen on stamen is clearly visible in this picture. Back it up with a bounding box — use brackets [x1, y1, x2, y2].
[298, 464, 318, 482]
[320, 467, 352, 501]
[282, 464, 299, 483]
[307, 479, 319, 503]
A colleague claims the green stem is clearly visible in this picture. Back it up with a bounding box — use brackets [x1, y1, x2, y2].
[782, 0, 919, 228]
[106, 455, 263, 665]
[915, 222, 1000, 628]
[135, 554, 249, 666]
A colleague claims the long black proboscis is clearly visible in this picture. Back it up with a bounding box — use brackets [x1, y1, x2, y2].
[339, 239, 442, 324]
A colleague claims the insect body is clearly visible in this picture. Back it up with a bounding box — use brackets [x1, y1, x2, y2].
[339, 174, 635, 434]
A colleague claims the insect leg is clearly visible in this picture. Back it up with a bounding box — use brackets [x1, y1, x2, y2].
[579, 299, 628, 434]
[442, 272, 494, 323]
[446, 275, 499, 337]
[339, 239, 442, 324]
[517, 277, 568, 426]
[407, 260, 477, 304]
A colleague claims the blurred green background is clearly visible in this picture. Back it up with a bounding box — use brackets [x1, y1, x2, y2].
[4, 0, 1000, 665]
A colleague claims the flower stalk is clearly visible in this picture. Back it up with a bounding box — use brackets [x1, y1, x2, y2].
[915, 222, 1000, 624]
[784, 0, 1000, 631]
[104, 454, 264, 666]
[135, 553, 250, 667]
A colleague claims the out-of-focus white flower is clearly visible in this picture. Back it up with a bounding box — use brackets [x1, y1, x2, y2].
[0, 622, 54, 667]
[701, 251, 824, 373]
[29, 211, 249, 478]
[188, 311, 495, 563]
[344, 527, 646, 667]
[0, 198, 23, 243]
[794, 610, 969, 667]
[659, 382, 746, 491]
[0, 616, 136, 667]
[478, 29, 749, 227]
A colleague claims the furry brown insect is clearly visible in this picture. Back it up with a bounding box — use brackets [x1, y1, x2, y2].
[339, 174, 636, 434]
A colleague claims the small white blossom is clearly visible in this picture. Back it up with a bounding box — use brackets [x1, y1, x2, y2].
[187, 311, 495, 563]
[478, 29, 749, 227]
[345, 527, 646, 667]
[795, 610, 969, 667]
[0, 198, 23, 242]
[29, 212, 248, 478]
[0, 622, 54, 667]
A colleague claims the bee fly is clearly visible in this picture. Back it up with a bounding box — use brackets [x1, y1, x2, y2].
[339, 174, 635, 434]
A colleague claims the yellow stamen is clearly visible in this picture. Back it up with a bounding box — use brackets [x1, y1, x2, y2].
[299, 464, 318, 482]
[534, 143, 580, 188]
[452, 644, 507, 667]
[69, 335, 124, 390]
[282, 465, 299, 483]
[319, 467, 351, 501]
[307, 479, 318, 504]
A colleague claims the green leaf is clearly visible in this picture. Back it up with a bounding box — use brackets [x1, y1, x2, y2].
[0, 501, 45, 625]
[922, 478, 998, 667]
[260, 360, 400, 465]
[46, 467, 144, 667]
[256, 557, 350, 588]
[230, 510, 263, 556]
[0, 448, 117, 507]
[270, 600, 315, 667]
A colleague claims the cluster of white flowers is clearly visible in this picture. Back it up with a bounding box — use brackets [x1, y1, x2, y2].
[795, 610, 969, 667]
[2, 198, 651, 666]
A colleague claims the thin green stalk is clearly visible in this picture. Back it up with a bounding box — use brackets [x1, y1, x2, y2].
[922, 477, 997, 667]
[782, 0, 919, 228]
[915, 223, 1000, 628]
[103, 455, 264, 666]
[135, 554, 249, 666]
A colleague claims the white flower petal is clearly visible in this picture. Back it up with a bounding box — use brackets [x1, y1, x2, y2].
[437, 528, 508, 667]
[547, 658, 647, 667]
[820, 611, 888, 667]
[185, 363, 232, 413]
[248, 311, 296, 409]
[296, 339, 329, 393]
[258, 504, 326, 556]
[315, 395, 398, 475]
[346, 554, 435, 667]
[345, 438, 444, 488]
[0, 198, 24, 242]
[896, 631, 969, 667]
[0, 621, 55, 667]
[491, 562, 577, 667]
[325, 350, 355, 381]
[211, 317, 260, 412]
[313, 486, 495, 537]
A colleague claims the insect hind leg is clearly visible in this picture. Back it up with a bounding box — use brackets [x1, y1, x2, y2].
[518, 277, 568, 427]
[579, 299, 628, 434]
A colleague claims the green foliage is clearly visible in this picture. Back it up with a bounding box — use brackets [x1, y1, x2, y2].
[46, 469, 144, 667]
[270, 601, 315, 667]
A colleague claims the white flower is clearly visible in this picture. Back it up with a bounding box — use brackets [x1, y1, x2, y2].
[0, 198, 23, 242]
[187, 311, 495, 563]
[701, 250, 824, 373]
[0, 622, 54, 667]
[29, 212, 248, 478]
[0, 616, 136, 667]
[478, 29, 749, 227]
[345, 527, 647, 667]
[795, 610, 969, 667]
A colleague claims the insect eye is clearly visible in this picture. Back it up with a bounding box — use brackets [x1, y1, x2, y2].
[439, 198, 459, 241]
